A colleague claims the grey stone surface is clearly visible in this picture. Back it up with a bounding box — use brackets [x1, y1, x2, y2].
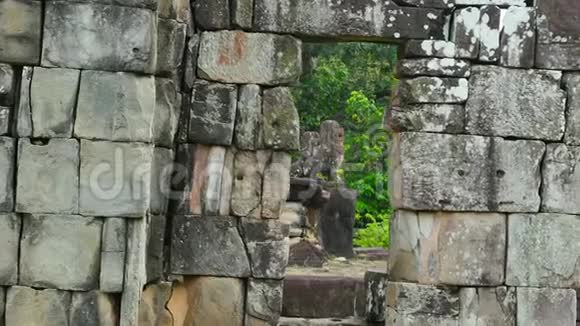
[396, 58, 470, 78]
[189, 80, 237, 145]
[16, 138, 79, 214]
[154, 78, 182, 147]
[158, 0, 190, 22]
[100, 218, 126, 293]
[466, 66, 565, 140]
[389, 211, 506, 286]
[563, 74, 580, 145]
[507, 213, 580, 287]
[235, 84, 262, 150]
[198, 31, 302, 86]
[52, 0, 156, 8]
[79, 140, 154, 217]
[365, 270, 387, 322]
[170, 215, 251, 277]
[386, 104, 465, 133]
[0, 64, 15, 106]
[262, 152, 292, 219]
[536, 43, 580, 71]
[146, 215, 166, 282]
[541, 144, 580, 214]
[194, 0, 230, 30]
[451, 7, 480, 59]
[254, 0, 446, 41]
[182, 35, 200, 91]
[70, 291, 119, 326]
[246, 278, 283, 322]
[28, 67, 80, 138]
[459, 287, 516, 326]
[5, 286, 71, 326]
[386, 281, 459, 316]
[42, 2, 157, 73]
[399, 77, 468, 104]
[239, 218, 289, 279]
[262, 87, 300, 151]
[75, 70, 156, 142]
[390, 133, 544, 212]
[0, 214, 20, 285]
[500, 7, 536, 68]
[15, 67, 32, 137]
[0, 106, 10, 136]
[150, 147, 173, 215]
[478, 5, 501, 62]
[231, 151, 269, 218]
[232, 0, 253, 29]
[120, 218, 148, 326]
[517, 287, 576, 326]
[20, 214, 102, 291]
[0, 0, 42, 65]
[455, 0, 524, 4]
[157, 18, 186, 75]
[386, 308, 459, 326]
[0, 137, 15, 212]
[393, 0, 454, 8]
[403, 40, 458, 58]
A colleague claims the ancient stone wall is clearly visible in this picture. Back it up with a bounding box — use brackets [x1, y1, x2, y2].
[0, 0, 578, 325]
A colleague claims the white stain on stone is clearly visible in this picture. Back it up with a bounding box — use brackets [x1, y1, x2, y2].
[479, 12, 500, 61]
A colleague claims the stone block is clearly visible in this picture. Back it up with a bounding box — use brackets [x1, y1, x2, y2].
[386, 308, 458, 326]
[146, 215, 166, 282]
[541, 144, 580, 214]
[0, 64, 15, 106]
[75, 70, 156, 142]
[79, 140, 154, 217]
[182, 35, 200, 91]
[158, 0, 190, 22]
[393, 0, 454, 8]
[150, 147, 173, 215]
[459, 287, 516, 326]
[157, 18, 187, 75]
[70, 291, 119, 326]
[20, 214, 102, 291]
[170, 144, 227, 215]
[536, 43, 580, 71]
[235, 84, 262, 150]
[239, 218, 290, 279]
[390, 133, 545, 212]
[563, 74, 580, 145]
[0, 0, 42, 65]
[189, 80, 237, 145]
[0, 106, 10, 136]
[262, 87, 300, 151]
[231, 151, 269, 218]
[139, 282, 173, 326]
[198, 31, 302, 85]
[42, 2, 157, 73]
[120, 218, 148, 325]
[100, 218, 127, 293]
[365, 270, 388, 323]
[465, 66, 565, 140]
[386, 281, 459, 317]
[500, 7, 535, 68]
[451, 7, 480, 59]
[403, 40, 457, 58]
[507, 213, 580, 287]
[5, 286, 71, 326]
[478, 5, 501, 62]
[153, 78, 182, 147]
[0, 137, 15, 212]
[15, 67, 32, 137]
[262, 152, 292, 219]
[194, 0, 230, 30]
[455, 0, 524, 4]
[386, 104, 465, 134]
[517, 287, 576, 326]
[399, 77, 468, 104]
[232, 0, 253, 29]
[16, 138, 79, 214]
[0, 214, 20, 285]
[254, 0, 446, 41]
[246, 279, 283, 322]
[396, 58, 470, 78]
[170, 215, 250, 277]
[389, 211, 506, 286]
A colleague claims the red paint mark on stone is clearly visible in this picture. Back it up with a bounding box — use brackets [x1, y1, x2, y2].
[218, 31, 247, 66]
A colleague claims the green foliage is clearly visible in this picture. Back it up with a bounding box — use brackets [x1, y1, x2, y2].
[293, 42, 397, 248]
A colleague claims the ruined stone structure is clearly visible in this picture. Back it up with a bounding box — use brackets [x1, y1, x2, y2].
[0, 0, 578, 325]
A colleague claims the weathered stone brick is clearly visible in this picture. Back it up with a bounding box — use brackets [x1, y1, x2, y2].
[387, 281, 460, 316]
[235, 84, 262, 150]
[0, 0, 42, 65]
[153, 78, 182, 147]
[232, 0, 253, 29]
[0, 64, 15, 106]
[70, 291, 119, 326]
[262, 87, 300, 151]
[75, 70, 155, 142]
[239, 218, 289, 279]
[451, 7, 480, 59]
[150, 147, 173, 215]
[541, 144, 580, 214]
[231, 151, 270, 218]
[79, 140, 154, 217]
[189, 80, 237, 145]
[0, 106, 10, 136]
[146, 215, 166, 282]
[455, 0, 524, 4]
[15, 67, 32, 137]
[16, 138, 79, 214]
[563, 74, 580, 145]
[20, 214, 102, 291]
[5, 286, 71, 326]
[157, 18, 187, 75]
[507, 213, 580, 287]
[170, 216, 250, 277]
[0, 137, 15, 212]
[403, 40, 458, 58]
[365, 270, 388, 323]
[100, 218, 126, 293]
[182, 35, 200, 91]
[0, 214, 19, 285]
[517, 287, 576, 326]
[246, 279, 283, 323]
[399, 77, 468, 104]
[500, 7, 536, 68]
[194, 0, 230, 30]
[389, 211, 506, 286]
[394, 0, 454, 8]
[386, 104, 465, 134]
[459, 287, 516, 326]
[139, 282, 173, 326]
[391, 133, 544, 212]
[262, 152, 292, 219]
[466, 66, 565, 140]
[396, 58, 470, 78]
[120, 218, 148, 325]
[386, 308, 458, 326]
[198, 31, 302, 85]
[478, 5, 501, 62]
[158, 0, 190, 22]
[42, 2, 157, 73]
